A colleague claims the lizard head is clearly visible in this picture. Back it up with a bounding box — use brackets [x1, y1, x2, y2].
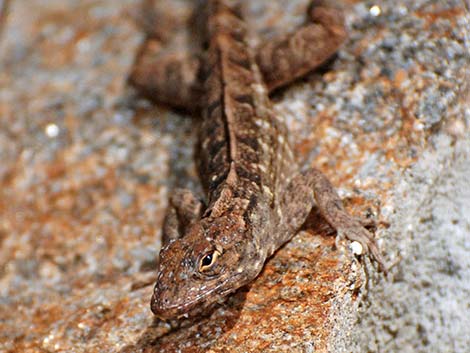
[150, 214, 266, 320]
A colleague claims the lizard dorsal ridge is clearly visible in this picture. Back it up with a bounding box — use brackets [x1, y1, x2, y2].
[226, 161, 238, 186]
[209, 162, 238, 218]
[210, 186, 233, 218]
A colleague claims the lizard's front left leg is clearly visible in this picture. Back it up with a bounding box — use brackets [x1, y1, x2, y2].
[279, 168, 386, 270]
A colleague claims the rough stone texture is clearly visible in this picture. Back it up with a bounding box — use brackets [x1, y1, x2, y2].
[0, 0, 469, 352]
[349, 136, 470, 353]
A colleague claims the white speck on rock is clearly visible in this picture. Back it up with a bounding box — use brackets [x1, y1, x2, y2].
[350, 241, 364, 256]
[45, 123, 60, 138]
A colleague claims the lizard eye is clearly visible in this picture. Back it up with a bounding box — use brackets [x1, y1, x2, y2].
[198, 250, 221, 272]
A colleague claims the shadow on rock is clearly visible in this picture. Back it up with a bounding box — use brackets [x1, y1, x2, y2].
[120, 288, 248, 352]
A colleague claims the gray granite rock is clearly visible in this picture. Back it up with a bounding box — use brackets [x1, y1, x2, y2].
[0, 0, 469, 352]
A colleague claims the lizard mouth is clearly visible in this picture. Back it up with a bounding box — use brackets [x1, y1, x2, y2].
[150, 275, 243, 320]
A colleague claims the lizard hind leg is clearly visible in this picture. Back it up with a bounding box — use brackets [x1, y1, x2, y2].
[128, 0, 205, 110]
[256, 0, 347, 92]
[162, 188, 205, 246]
[279, 168, 386, 270]
[307, 0, 346, 28]
[128, 46, 204, 110]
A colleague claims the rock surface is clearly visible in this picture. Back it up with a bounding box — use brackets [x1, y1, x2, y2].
[0, 0, 469, 352]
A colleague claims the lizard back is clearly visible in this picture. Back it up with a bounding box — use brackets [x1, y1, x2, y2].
[197, 0, 295, 211]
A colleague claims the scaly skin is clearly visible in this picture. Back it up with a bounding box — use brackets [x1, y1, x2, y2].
[129, 0, 385, 321]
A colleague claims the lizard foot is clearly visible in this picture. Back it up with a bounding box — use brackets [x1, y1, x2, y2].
[337, 219, 387, 272]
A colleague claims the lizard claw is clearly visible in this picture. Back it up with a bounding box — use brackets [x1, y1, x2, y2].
[337, 220, 387, 273]
[356, 216, 377, 230]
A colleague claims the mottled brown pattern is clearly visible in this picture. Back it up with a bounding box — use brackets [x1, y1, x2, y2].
[129, 0, 384, 321]
[257, 0, 347, 91]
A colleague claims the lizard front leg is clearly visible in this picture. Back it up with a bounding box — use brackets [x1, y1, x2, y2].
[162, 188, 204, 246]
[279, 168, 386, 270]
[131, 188, 204, 290]
[257, 0, 347, 92]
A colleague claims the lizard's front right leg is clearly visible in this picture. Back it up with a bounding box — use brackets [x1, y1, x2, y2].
[162, 188, 204, 246]
[131, 189, 203, 291]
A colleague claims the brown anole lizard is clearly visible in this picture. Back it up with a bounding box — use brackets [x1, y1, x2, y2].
[129, 0, 385, 320]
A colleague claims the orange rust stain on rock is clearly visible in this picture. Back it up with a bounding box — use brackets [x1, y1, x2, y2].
[416, 6, 464, 28]
[393, 69, 408, 89]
